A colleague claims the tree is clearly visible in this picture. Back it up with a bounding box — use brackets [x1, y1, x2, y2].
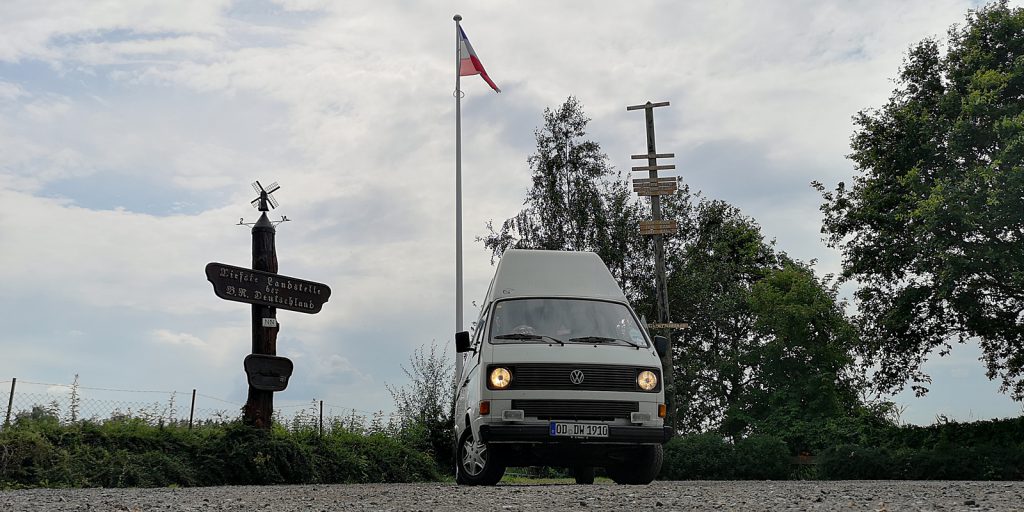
[815, 1, 1024, 399]
[740, 262, 884, 452]
[666, 202, 881, 447]
[667, 201, 780, 435]
[480, 96, 654, 302]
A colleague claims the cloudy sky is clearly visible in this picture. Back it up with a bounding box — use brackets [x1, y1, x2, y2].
[1, 0, 1021, 426]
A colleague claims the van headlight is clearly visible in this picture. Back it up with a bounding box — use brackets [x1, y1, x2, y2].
[488, 367, 512, 389]
[637, 370, 658, 391]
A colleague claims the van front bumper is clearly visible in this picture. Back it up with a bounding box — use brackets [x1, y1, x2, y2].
[479, 424, 671, 445]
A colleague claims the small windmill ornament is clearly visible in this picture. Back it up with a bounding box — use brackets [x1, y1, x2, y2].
[251, 180, 279, 211]
[239, 180, 289, 227]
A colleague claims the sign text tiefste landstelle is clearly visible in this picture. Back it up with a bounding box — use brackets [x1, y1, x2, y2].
[205, 262, 331, 314]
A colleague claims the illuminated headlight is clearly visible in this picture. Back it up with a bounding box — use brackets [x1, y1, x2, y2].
[489, 367, 512, 389]
[637, 370, 658, 391]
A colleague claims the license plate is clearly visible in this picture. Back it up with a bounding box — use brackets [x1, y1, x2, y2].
[549, 422, 609, 438]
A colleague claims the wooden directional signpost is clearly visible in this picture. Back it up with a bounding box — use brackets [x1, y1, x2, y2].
[628, 101, 678, 433]
[205, 181, 331, 429]
[205, 263, 331, 314]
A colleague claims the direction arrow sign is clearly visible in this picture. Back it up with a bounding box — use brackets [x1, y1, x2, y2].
[633, 177, 678, 196]
[639, 219, 679, 236]
[205, 262, 331, 314]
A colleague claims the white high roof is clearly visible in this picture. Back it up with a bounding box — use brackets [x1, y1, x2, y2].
[483, 249, 627, 304]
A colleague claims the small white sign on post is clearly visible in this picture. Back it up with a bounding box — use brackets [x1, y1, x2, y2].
[262, 318, 278, 328]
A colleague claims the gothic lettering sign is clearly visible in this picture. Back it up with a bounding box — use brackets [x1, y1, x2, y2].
[205, 262, 331, 314]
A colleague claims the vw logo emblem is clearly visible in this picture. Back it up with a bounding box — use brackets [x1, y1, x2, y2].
[569, 369, 585, 385]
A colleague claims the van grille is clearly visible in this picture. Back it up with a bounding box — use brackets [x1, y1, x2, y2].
[500, 364, 661, 392]
[511, 400, 638, 421]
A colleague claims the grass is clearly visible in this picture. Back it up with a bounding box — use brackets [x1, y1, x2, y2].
[499, 475, 613, 485]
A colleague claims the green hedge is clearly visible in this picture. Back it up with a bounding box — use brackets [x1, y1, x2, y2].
[662, 418, 1024, 481]
[878, 417, 1024, 450]
[660, 433, 790, 480]
[817, 443, 1024, 480]
[0, 416, 440, 488]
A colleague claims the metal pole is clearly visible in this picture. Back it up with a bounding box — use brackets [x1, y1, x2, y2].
[454, 14, 464, 334]
[4, 378, 15, 429]
[244, 212, 279, 429]
[188, 389, 196, 430]
[319, 400, 324, 437]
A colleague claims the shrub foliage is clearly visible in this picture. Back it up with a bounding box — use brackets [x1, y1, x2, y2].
[0, 413, 439, 488]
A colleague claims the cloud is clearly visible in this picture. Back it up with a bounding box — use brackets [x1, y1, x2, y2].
[0, 0, 231, 62]
[0, 81, 26, 101]
[151, 329, 207, 347]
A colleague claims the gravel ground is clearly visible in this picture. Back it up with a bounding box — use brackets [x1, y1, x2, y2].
[2, 481, 1022, 511]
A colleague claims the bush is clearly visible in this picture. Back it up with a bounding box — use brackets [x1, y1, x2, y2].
[198, 423, 316, 485]
[0, 419, 440, 488]
[660, 433, 736, 480]
[893, 444, 1024, 481]
[734, 435, 790, 480]
[818, 444, 893, 480]
[876, 417, 1024, 450]
[0, 429, 59, 486]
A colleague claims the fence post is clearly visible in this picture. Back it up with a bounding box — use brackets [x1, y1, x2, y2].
[4, 378, 15, 429]
[189, 389, 196, 430]
[319, 400, 324, 437]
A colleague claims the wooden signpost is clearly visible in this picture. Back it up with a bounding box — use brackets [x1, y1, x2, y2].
[627, 101, 678, 434]
[205, 181, 331, 429]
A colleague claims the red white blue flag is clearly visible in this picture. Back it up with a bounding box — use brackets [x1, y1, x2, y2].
[458, 26, 500, 93]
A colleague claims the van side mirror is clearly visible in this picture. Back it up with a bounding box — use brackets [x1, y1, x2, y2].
[455, 331, 471, 353]
[653, 335, 669, 357]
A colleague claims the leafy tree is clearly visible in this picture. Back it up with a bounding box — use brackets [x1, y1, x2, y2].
[740, 261, 885, 452]
[667, 201, 779, 434]
[815, 1, 1024, 399]
[666, 203, 882, 447]
[481, 96, 653, 302]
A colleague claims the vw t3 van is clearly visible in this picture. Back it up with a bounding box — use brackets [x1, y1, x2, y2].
[454, 249, 671, 485]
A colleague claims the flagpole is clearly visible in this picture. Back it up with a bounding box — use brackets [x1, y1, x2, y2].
[454, 14, 464, 334]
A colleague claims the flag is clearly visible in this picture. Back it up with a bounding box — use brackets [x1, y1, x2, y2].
[458, 26, 500, 93]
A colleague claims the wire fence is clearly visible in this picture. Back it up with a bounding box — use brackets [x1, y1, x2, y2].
[0, 378, 401, 435]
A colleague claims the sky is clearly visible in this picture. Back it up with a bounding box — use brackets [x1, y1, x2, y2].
[1, 0, 1021, 427]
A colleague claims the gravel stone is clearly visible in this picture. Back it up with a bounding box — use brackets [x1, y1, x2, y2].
[1, 481, 1023, 511]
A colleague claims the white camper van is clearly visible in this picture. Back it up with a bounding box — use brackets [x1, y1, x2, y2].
[454, 249, 671, 485]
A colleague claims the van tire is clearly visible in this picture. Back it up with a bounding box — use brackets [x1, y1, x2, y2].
[455, 428, 505, 486]
[573, 466, 595, 484]
[608, 445, 663, 485]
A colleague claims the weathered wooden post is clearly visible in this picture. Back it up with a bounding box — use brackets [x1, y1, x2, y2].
[245, 206, 279, 428]
[4, 378, 15, 429]
[205, 181, 331, 430]
[188, 388, 196, 430]
[627, 101, 684, 433]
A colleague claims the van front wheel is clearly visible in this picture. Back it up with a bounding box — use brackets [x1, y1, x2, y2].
[455, 428, 505, 486]
[607, 445, 663, 485]
[573, 466, 595, 484]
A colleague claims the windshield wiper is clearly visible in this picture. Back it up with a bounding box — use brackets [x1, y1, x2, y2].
[493, 333, 565, 346]
[568, 336, 642, 349]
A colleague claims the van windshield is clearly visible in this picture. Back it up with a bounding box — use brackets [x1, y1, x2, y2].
[489, 298, 648, 347]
